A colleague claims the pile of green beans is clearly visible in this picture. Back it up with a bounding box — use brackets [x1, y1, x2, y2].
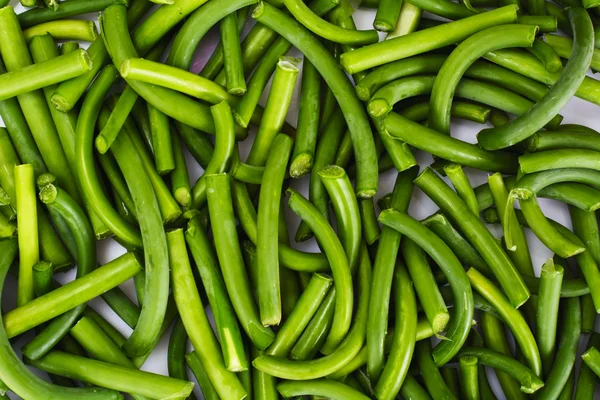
[1, 0, 600, 398]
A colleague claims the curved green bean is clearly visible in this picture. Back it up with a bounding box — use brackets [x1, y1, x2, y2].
[221, 11, 246, 95]
[466, 268, 541, 377]
[457, 347, 544, 394]
[206, 174, 275, 350]
[191, 101, 236, 209]
[478, 8, 594, 150]
[278, 379, 370, 399]
[252, 2, 378, 198]
[429, 24, 537, 134]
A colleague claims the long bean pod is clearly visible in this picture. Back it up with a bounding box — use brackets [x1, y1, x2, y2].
[14, 164, 37, 307]
[536, 258, 564, 375]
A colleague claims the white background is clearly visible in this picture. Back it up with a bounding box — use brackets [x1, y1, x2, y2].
[2, 0, 598, 398]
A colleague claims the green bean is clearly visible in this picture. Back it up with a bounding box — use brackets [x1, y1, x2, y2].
[99, 104, 182, 224]
[287, 188, 353, 351]
[582, 346, 600, 379]
[23, 20, 97, 42]
[374, 264, 417, 400]
[519, 149, 600, 175]
[191, 101, 236, 209]
[571, 204, 600, 263]
[0, 47, 91, 102]
[83, 308, 126, 348]
[379, 210, 474, 366]
[402, 238, 449, 335]
[480, 313, 526, 400]
[488, 173, 533, 277]
[267, 273, 332, 357]
[174, 121, 213, 170]
[283, 0, 378, 45]
[19, 0, 125, 28]
[457, 347, 544, 394]
[206, 173, 275, 350]
[231, 179, 329, 272]
[247, 58, 299, 167]
[257, 134, 293, 326]
[527, 130, 600, 153]
[513, 191, 584, 257]
[96, 86, 139, 155]
[28, 350, 194, 399]
[546, 33, 600, 71]
[478, 9, 594, 150]
[120, 58, 235, 105]
[277, 379, 370, 399]
[167, 229, 246, 398]
[415, 340, 457, 400]
[385, 112, 518, 174]
[340, 5, 517, 73]
[221, 12, 246, 95]
[415, 167, 528, 307]
[458, 356, 479, 400]
[14, 164, 38, 307]
[252, 242, 370, 379]
[146, 104, 174, 175]
[0, 61, 45, 175]
[289, 290, 335, 360]
[466, 268, 541, 377]
[374, 0, 402, 33]
[367, 168, 416, 379]
[22, 180, 96, 360]
[575, 333, 600, 399]
[232, 156, 265, 184]
[518, 15, 557, 31]
[0, 7, 79, 200]
[171, 134, 191, 209]
[252, 2, 379, 198]
[536, 258, 564, 376]
[75, 66, 141, 247]
[296, 109, 347, 242]
[168, 318, 195, 389]
[429, 24, 537, 135]
[527, 38, 562, 73]
[581, 294, 596, 332]
[291, 58, 321, 178]
[186, 351, 220, 400]
[4, 252, 140, 338]
[536, 297, 581, 398]
[444, 164, 478, 215]
[32, 261, 52, 297]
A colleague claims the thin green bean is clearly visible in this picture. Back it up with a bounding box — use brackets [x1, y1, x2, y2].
[536, 258, 564, 376]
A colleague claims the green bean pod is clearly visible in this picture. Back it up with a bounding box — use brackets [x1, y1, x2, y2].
[444, 164, 478, 215]
[374, 264, 417, 400]
[257, 134, 294, 326]
[527, 38, 562, 73]
[374, 0, 402, 31]
[574, 333, 600, 399]
[278, 379, 371, 399]
[207, 173, 276, 350]
[466, 268, 541, 377]
[186, 351, 220, 400]
[545, 33, 600, 71]
[96, 86, 139, 155]
[415, 340, 457, 400]
[23, 20, 98, 42]
[536, 258, 564, 375]
[428, 24, 537, 135]
[147, 103, 174, 175]
[221, 11, 246, 95]
[458, 356, 479, 400]
[367, 168, 416, 379]
[478, 8, 594, 150]
[191, 101, 236, 209]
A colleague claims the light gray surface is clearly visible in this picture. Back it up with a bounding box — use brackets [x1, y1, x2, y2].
[1, 1, 598, 398]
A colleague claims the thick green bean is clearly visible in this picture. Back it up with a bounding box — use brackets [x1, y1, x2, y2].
[96, 86, 138, 155]
[186, 351, 220, 400]
[291, 58, 321, 178]
[536, 258, 564, 375]
[367, 168, 416, 379]
[252, 2, 379, 198]
[466, 268, 541, 377]
[385, 112, 518, 174]
[278, 379, 370, 399]
[478, 8, 594, 150]
[19, 0, 125, 27]
[206, 173, 275, 350]
[257, 134, 294, 326]
[457, 348, 544, 394]
[221, 11, 246, 95]
[23, 20, 97, 42]
[527, 38, 562, 73]
[167, 229, 246, 398]
[415, 340, 457, 400]
[147, 103, 174, 175]
[444, 163, 478, 215]
[546, 33, 600, 71]
[574, 333, 600, 399]
[459, 356, 479, 400]
[247, 58, 299, 167]
[402, 238, 449, 334]
[374, 0, 402, 31]
[340, 5, 518, 73]
[375, 264, 417, 400]
[171, 134, 191, 208]
[429, 24, 537, 135]
[14, 164, 37, 307]
[4, 252, 140, 339]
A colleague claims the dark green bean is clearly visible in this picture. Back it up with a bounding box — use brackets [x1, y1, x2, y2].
[415, 340, 457, 400]
[186, 351, 220, 400]
[168, 318, 196, 398]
